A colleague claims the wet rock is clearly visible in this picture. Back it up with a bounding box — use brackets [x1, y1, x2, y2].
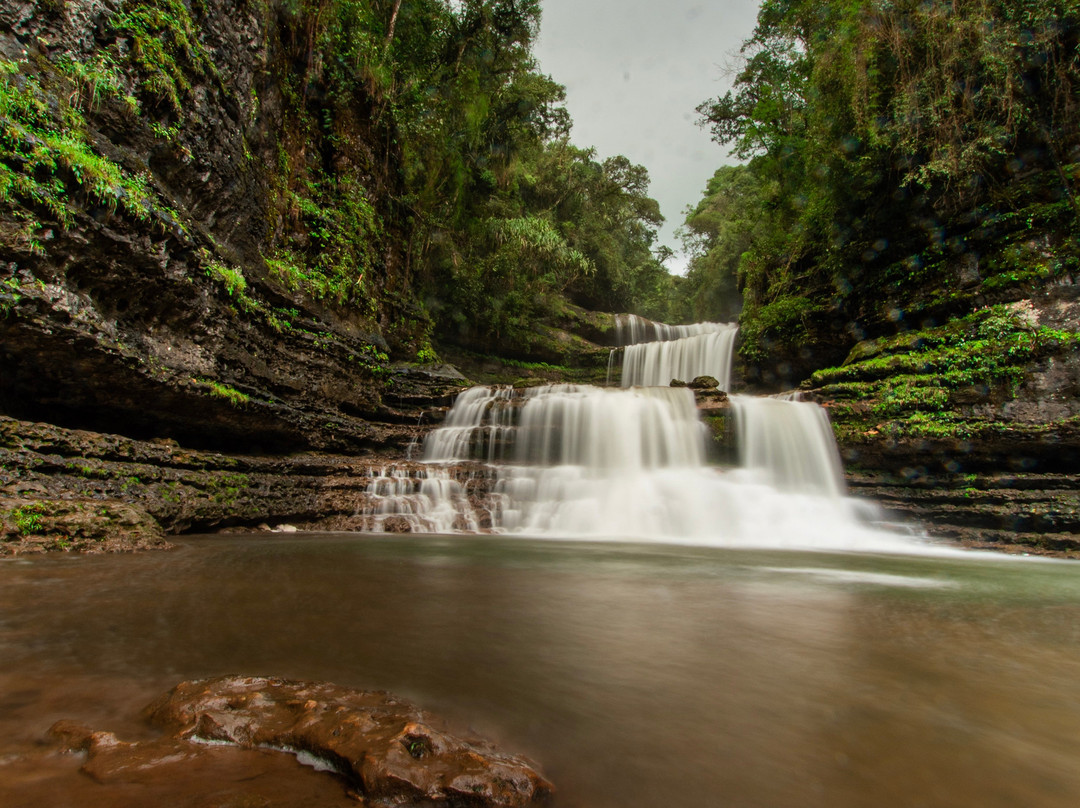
[42, 718, 360, 806]
[0, 496, 169, 554]
[0, 3, 445, 457]
[381, 515, 414, 533]
[43, 677, 553, 806]
[0, 412, 510, 549]
[68, 731, 213, 785]
[47, 719, 96, 751]
[138, 675, 554, 807]
[691, 386, 730, 413]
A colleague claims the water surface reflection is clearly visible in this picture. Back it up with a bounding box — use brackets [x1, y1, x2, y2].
[2, 535, 1079, 807]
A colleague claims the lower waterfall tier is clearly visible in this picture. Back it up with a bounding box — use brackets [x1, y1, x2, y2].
[357, 385, 943, 553]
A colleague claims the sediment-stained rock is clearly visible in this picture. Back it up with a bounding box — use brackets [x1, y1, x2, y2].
[0, 496, 169, 554]
[49, 676, 554, 808]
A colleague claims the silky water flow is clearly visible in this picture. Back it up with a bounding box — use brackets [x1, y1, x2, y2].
[359, 318, 932, 552]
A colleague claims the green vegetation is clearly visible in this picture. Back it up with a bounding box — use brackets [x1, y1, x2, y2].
[205, 260, 249, 299]
[193, 378, 251, 407]
[230, 0, 677, 355]
[54, 53, 140, 115]
[0, 0, 229, 254]
[813, 304, 1080, 436]
[12, 503, 46, 535]
[415, 345, 439, 364]
[1, 275, 21, 316]
[3, 1, 680, 371]
[204, 472, 250, 505]
[682, 0, 1080, 366]
[111, 0, 218, 117]
[11, 0, 1072, 413]
[0, 58, 158, 251]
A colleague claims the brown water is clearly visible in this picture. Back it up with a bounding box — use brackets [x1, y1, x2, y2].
[3, 534, 1080, 807]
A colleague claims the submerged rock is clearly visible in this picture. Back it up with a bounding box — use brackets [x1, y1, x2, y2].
[50, 675, 554, 808]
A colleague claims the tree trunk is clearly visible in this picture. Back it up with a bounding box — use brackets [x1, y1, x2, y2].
[384, 0, 403, 49]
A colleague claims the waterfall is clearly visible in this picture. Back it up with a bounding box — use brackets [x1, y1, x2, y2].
[424, 385, 515, 463]
[729, 395, 847, 498]
[357, 381, 922, 552]
[608, 314, 738, 390]
[359, 466, 483, 533]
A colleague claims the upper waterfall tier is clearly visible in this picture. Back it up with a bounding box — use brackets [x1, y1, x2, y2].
[611, 315, 738, 390]
[613, 314, 733, 347]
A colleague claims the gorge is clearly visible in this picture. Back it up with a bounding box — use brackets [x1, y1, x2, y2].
[1, 0, 1077, 557]
[360, 320, 924, 553]
[3, 1, 1080, 806]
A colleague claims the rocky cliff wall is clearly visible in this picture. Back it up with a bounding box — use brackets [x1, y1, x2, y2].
[804, 284, 1080, 555]
[0, 0, 443, 453]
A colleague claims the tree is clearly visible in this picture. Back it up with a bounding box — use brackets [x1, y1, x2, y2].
[690, 0, 1080, 370]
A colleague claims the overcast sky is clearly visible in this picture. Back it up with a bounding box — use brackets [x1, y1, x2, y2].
[533, 0, 761, 274]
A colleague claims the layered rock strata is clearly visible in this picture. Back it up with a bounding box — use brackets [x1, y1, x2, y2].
[803, 288, 1080, 556]
[0, 413, 505, 553]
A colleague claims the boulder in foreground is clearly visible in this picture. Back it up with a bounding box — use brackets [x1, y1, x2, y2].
[51, 675, 553, 807]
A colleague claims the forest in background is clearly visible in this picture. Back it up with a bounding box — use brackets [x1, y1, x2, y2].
[0, 0, 673, 364]
[2, 0, 1080, 553]
[2, 0, 1078, 379]
[677, 0, 1080, 381]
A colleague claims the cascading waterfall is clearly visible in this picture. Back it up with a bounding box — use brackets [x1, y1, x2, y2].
[423, 385, 515, 463]
[729, 395, 847, 498]
[360, 466, 482, 533]
[609, 314, 739, 390]
[358, 373, 925, 551]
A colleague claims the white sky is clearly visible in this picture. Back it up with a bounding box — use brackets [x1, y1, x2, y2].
[533, 0, 761, 274]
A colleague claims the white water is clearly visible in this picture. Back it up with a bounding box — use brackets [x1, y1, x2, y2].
[730, 394, 848, 498]
[359, 377, 935, 553]
[610, 314, 739, 390]
[358, 466, 485, 533]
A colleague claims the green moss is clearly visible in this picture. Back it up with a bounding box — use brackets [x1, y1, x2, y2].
[814, 306, 1079, 395]
[415, 345, 439, 364]
[817, 304, 1080, 438]
[12, 503, 46, 535]
[203, 472, 250, 505]
[111, 0, 218, 117]
[203, 258, 260, 315]
[193, 378, 250, 406]
[0, 57, 161, 249]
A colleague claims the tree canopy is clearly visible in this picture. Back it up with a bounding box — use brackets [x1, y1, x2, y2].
[682, 0, 1080, 373]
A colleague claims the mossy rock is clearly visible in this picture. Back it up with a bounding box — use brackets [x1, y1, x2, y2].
[1, 497, 169, 554]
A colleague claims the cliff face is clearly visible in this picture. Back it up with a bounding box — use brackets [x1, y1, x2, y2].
[802, 286, 1080, 555]
[0, 1, 633, 551]
[0, 0, 441, 454]
[3, 4, 1076, 556]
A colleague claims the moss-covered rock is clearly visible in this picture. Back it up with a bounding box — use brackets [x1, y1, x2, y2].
[1, 496, 168, 554]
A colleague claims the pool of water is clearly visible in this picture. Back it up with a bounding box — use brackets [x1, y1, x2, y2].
[2, 534, 1080, 807]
